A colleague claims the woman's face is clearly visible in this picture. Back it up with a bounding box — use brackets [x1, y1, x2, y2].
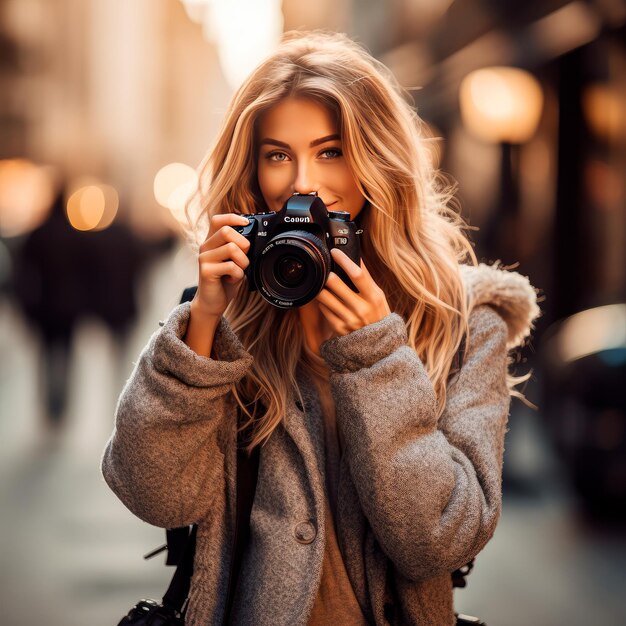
[256, 97, 366, 219]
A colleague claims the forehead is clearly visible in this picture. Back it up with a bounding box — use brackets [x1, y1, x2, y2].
[257, 97, 338, 137]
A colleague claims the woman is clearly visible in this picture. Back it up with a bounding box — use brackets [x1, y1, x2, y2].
[102, 31, 540, 625]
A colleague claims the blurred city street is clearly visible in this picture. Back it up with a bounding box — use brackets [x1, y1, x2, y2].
[1, 0, 626, 624]
[1, 250, 625, 626]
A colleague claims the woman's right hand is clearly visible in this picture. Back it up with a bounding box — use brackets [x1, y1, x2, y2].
[191, 213, 251, 322]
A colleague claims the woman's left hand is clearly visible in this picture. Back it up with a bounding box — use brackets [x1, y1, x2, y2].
[315, 248, 391, 337]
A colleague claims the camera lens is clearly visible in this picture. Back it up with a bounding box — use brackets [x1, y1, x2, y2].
[276, 256, 306, 286]
[255, 230, 331, 308]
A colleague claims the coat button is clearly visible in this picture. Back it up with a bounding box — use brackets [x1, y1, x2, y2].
[293, 521, 316, 544]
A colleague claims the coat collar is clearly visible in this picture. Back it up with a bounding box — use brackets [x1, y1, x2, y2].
[460, 262, 541, 349]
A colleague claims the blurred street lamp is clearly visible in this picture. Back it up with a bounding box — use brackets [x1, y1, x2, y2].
[459, 67, 544, 265]
[460, 67, 544, 144]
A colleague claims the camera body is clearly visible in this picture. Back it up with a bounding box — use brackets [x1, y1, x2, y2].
[233, 193, 362, 309]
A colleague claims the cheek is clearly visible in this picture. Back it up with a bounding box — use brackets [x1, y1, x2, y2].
[258, 162, 287, 198]
[330, 163, 357, 191]
[257, 160, 268, 189]
[335, 166, 363, 200]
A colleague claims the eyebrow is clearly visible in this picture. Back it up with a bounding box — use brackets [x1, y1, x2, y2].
[260, 134, 340, 149]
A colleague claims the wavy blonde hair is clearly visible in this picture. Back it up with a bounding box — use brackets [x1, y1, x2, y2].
[185, 30, 484, 450]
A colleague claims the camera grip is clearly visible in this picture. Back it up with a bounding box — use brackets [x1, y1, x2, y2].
[328, 220, 361, 293]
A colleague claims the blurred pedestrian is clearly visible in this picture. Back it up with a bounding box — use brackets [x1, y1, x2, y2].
[12, 187, 163, 431]
[12, 189, 90, 428]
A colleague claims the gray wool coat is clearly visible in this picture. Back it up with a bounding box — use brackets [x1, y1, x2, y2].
[102, 263, 540, 626]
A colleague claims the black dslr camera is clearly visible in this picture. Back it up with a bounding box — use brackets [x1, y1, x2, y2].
[233, 193, 362, 309]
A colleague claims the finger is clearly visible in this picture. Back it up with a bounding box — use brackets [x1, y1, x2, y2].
[321, 278, 373, 327]
[325, 271, 364, 304]
[317, 302, 346, 336]
[316, 288, 358, 327]
[200, 260, 244, 283]
[202, 221, 251, 254]
[202, 213, 249, 247]
[206, 212, 249, 238]
[330, 248, 372, 294]
[200, 241, 250, 271]
[209, 212, 250, 231]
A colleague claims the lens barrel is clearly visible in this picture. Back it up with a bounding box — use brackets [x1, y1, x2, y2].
[254, 230, 331, 308]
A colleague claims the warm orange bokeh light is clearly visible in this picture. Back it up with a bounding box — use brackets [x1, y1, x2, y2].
[66, 182, 119, 231]
[583, 83, 625, 143]
[0, 159, 56, 237]
[459, 67, 544, 144]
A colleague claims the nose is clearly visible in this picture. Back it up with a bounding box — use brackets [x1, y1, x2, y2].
[292, 161, 317, 195]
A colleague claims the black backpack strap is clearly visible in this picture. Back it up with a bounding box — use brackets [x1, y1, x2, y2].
[161, 525, 197, 612]
[165, 526, 193, 566]
[180, 285, 198, 304]
[153, 286, 202, 613]
[224, 422, 260, 623]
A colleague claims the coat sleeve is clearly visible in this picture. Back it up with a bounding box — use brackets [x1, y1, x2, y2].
[101, 302, 253, 529]
[320, 304, 510, 581]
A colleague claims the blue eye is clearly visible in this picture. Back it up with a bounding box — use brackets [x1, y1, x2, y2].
[266, 151, 288, 162]
[320, 148, 342, 159]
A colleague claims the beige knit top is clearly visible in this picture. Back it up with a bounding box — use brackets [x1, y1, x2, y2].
[302, 346, 368, 625]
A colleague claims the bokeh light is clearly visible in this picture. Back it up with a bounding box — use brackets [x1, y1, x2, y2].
[66, 181, 119, 232]
[0, 159, 57, 237]
[583, 83, 625, 143]
[153, 162, 199, 224]
[180, 0, 283, 89]
[459, 67, 544, 144]
[556, 304, 626, 363]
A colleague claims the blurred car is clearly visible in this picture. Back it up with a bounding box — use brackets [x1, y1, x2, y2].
[539, 304, 626, 520]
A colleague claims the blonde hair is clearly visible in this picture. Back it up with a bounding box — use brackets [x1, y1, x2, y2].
[185, 31, 483, 450]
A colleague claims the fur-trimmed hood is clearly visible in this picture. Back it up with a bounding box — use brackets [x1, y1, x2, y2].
[460, 262, 541, 349]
